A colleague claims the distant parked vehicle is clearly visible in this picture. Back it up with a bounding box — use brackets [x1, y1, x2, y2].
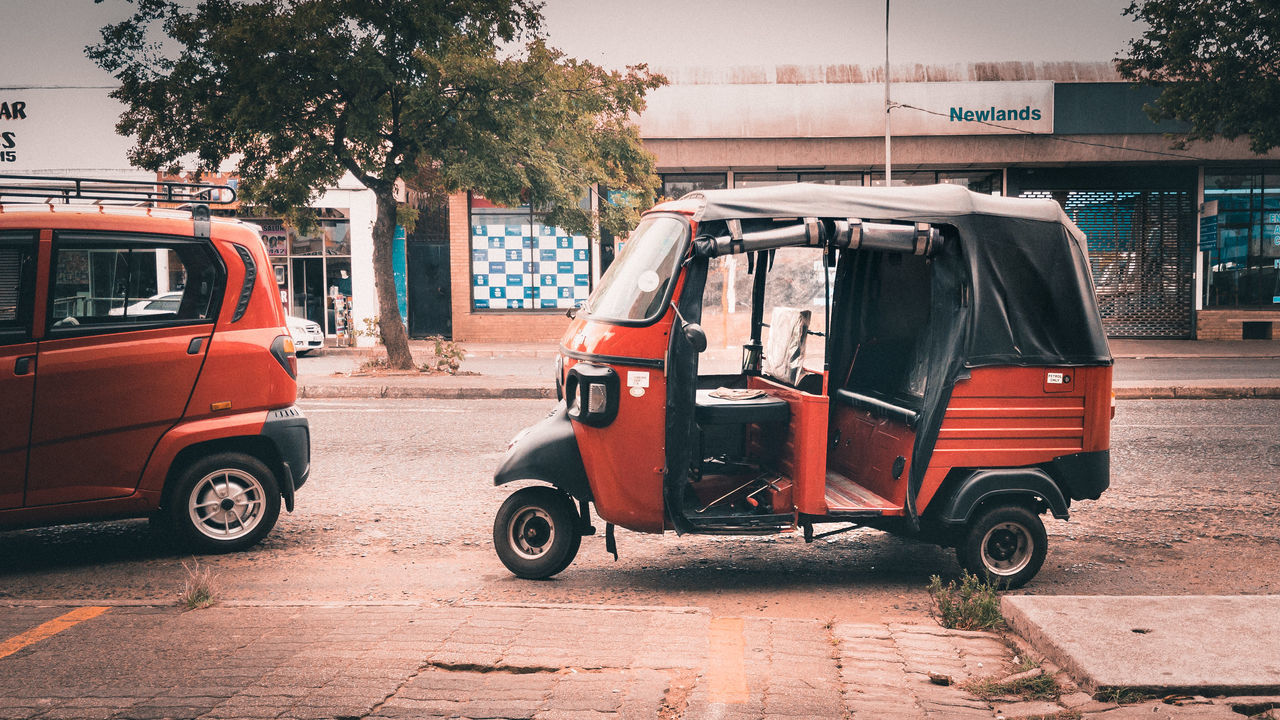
[287, 314, 324, 356]
[0, 174, 310, 553]
[107, 291, 184, 317]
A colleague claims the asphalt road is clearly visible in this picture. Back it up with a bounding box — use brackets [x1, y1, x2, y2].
[1, 398, 1277, 623]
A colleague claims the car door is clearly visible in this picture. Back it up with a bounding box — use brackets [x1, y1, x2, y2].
[0, 231, 37, 509]
[24, 231, 222, 506]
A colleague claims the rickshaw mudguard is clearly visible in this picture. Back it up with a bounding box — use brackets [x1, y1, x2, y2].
[493, 404, 592, 502]
[933, 467, 1070, 524]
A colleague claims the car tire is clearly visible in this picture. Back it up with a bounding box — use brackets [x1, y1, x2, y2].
[493, 486, 582, 579]
[956, 504, 1047, 590]
[168, 452, 281, 553]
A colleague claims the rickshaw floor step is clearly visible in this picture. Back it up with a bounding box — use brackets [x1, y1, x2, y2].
[823, 472, 900, 513]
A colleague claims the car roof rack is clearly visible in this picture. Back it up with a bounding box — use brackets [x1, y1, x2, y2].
[0, 173, 236, 206]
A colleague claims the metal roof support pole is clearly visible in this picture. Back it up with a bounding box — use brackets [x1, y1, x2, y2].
[884, 0, 892, 187]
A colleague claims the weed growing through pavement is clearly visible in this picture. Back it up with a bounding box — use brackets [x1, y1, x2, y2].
[180, 560, 218, 610]
[927, 571, 1005, 631]
[1094, 687, 1151, 705]
[963, 662, 1059, 702]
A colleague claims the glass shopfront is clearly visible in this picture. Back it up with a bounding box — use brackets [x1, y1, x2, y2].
[261, 218, 353, 336]
[1203, 171, 1280, 308]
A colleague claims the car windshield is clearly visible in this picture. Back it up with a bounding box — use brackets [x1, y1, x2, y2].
[586, 215, 688, 323]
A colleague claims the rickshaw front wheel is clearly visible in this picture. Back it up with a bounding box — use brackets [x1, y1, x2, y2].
[494, 486, 582, 579]
[957, 504, 1047, 590]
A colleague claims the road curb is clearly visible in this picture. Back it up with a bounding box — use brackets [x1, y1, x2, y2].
[299, 384, 1278, 401]
[298, 384, 555, 399]
[1114, 386, 1280, 400]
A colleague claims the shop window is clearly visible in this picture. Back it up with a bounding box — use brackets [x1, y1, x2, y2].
[1204, 172, 1280, 308]
[735, 172, 799, 188]
[939, 170, 1003, 195]
[470, 206, 590, 311]
[660, 173, 727, 201]
[798, 172, 863, 187]
[868, 171, 937, 187]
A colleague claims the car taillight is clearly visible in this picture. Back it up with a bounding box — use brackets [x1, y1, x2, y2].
[271, 335, 298, 379]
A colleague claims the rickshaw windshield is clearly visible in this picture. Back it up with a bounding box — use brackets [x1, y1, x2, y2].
[585, 215, 688, 323]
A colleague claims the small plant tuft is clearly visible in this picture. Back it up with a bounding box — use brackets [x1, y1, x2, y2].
[1095, 687, 1152, 705]
[927, 572, 1005, 631]
[420, 335, 466, 375]
[357, 316, 383, 345]
[180, 560, 218, 610]
[356, 354, 391, 373]
[964, 666, 1059, 702]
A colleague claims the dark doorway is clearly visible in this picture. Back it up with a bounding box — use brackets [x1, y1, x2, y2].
[406, 203, 452, 338]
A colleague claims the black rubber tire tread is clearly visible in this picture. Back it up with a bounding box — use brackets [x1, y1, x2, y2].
[168, 451, 281, 554]
[956, 504, 1047, 590]
[493, 486, 582, 579]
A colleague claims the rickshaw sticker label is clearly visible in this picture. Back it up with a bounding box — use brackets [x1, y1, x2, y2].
[629, 386, 645, 398]
[1047, 372, 1065, 384]
[627, 371, 650, 388]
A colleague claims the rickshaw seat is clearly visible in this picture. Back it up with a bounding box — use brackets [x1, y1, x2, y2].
[695, 388, 791, 426]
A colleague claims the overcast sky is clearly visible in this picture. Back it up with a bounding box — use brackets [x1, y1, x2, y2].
[0, 0, 1142, 87]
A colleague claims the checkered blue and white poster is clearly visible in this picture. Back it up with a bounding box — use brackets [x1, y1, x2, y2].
[471, 223, 591, 310]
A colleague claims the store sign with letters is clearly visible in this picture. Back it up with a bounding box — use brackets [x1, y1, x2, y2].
[641, 81, 1054, 138]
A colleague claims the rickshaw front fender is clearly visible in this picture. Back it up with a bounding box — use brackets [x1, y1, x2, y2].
[933, 468, 1070, 524]
[494, 404, 593, 502]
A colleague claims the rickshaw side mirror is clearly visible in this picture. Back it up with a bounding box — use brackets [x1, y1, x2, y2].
[683, 323, 708, 353]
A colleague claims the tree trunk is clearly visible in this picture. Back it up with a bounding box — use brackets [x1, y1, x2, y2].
[371, 187, 415, 370]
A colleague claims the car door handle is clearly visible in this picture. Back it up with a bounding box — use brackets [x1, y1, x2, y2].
[188, 337, 206, 355]
[14, 355, 35, 376]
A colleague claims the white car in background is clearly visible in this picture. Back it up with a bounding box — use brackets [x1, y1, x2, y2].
[108, 291, 184, 316]
[108, 292, 323, 355]
[287, 314, 325, 356]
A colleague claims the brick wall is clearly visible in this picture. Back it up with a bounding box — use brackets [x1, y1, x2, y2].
[446, 192, 574, 343]
[1196, 309, 1280, 340]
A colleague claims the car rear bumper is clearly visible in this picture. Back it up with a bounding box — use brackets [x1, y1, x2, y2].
[262, 405, 311, 492]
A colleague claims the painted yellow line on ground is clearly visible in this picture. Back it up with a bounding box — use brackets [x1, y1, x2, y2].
[0, 606, 110, 660]
[707, 616, 749, 703]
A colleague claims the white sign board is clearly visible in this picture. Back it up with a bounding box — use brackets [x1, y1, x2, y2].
[0, 87, 141, 175]
[640, 81, 1054, 139]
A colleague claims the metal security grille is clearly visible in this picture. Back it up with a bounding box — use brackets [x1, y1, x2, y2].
[1020, 190, 1195, 338]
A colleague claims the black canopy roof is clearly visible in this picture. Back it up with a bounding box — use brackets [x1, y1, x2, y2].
[681, 183, 1112, 368]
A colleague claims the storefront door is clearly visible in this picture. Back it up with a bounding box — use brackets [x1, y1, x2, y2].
[291, 257, 325, 330]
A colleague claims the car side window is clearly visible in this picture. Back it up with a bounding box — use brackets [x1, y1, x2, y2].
[0, 231, 37, 344]
[48, 233, 223, 333]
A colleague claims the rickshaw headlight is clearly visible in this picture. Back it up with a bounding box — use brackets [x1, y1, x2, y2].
[588, 383, 608, 414]
[565, 362, 619, 428]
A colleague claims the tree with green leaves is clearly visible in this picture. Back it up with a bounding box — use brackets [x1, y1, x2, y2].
[89, 0, 664, 369]
[1117, 0, 1280, 154]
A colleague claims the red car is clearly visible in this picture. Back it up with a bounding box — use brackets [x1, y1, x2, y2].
[0, 175, 308, 552]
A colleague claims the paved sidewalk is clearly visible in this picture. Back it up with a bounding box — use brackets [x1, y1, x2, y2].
[4, 599, 1276, 719]
[297, 339, 1280, 400]
[0, 602, 1014, 720]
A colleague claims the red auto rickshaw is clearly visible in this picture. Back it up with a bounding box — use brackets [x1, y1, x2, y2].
[492, 183, 1112, 588]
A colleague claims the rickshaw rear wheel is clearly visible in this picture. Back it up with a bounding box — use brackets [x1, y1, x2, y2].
[957, 504, 1047, 590]
[494, 486, 582, 579]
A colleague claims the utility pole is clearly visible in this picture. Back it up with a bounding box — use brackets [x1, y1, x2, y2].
[884, 0, 892, 186]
